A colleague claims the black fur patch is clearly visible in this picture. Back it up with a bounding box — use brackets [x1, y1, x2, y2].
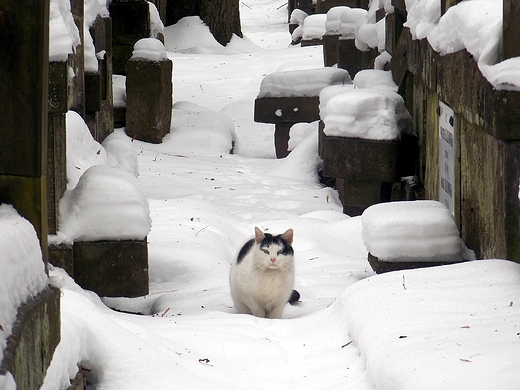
[259, 233, 294, 256]
[236, 238, 255, 265]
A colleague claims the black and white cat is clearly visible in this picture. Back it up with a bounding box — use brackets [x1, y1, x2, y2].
[230, 226, 300, 319]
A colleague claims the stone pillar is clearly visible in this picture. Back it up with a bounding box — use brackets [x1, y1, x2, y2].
[73, 239, 149, 297]
[70, 0, 86, 117]
[323, 32, 341, 66]
[85, 16, 114, 142]
[109, 0, 150, 75]
[0, 0, 49, 262]
[0, 2, 61, 388]
[125, 56, 173, 143]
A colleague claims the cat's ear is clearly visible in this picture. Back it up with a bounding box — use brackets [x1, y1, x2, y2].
[254, 226, 264, 243]
[281, 229, 294, 245]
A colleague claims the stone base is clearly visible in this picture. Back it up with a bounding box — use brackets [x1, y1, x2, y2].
[255, 96, 321, 158]
[301, 38, 322, 47]
[254, 96, 320, 124]
[323, 33, 340, 67]
[336, 178, 392, 216]
[0, 287, 60, 390]
[337, 37, 378, 77]
[368, 252, 462, 274]
[48, 242, 74, 275]
[319, 128, 401, 182]
[73, 238, 149, 297]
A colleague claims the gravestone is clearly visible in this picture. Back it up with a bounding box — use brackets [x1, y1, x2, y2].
[125, 52, 173, 143]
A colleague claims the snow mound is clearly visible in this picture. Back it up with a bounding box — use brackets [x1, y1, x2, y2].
[58, 165, 151, 242]
[339, 7, 368, 38]
[345, 259, 520, 389]
[0, 204, 47, 364]
[353, 69, 397, 91]
[302, 14, 327, 40]
[325, 6, 351, 34]
[131, 38, 168, 61]
[163, 16, 260, 54]
[361, 200, 462, 262]
[151, 101, 236, 157]
[321, 88, 411, 140]
[427, 0, 502, 66]
[258, 67, 351, 98]
[290, 8, 308, 25]
[66, 110, 109, 190]
[49, 0, 80, 62]
[102, 129, 139, 177]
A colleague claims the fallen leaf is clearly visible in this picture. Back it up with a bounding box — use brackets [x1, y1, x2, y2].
[509, 301, 514, 307]
[460, 358, 472, 362]
[460, 326, 470, 329]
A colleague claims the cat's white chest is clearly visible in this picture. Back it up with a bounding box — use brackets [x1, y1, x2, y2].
[230, 252, 294, 317]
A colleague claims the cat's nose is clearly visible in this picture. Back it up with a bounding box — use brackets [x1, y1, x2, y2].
[270, 258, 276, 263]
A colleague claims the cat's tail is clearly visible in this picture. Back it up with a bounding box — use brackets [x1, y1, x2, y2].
[288, 289, 300, 305]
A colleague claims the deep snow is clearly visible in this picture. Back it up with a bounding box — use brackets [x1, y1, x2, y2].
[1, 1, 520, 389]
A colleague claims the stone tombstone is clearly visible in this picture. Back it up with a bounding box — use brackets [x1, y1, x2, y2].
[125, 38, 173, 144]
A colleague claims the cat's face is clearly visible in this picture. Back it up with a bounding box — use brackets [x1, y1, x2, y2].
[254, 227, 294, 271]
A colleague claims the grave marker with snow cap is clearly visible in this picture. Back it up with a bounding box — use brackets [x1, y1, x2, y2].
[58, 165, 151, 297]
[336, 7, 377, 76]
[125, 37, 172, 144]
[323, 6, 351, 66]
[301, 13, 327, 46]
[318, 70, 417, 215]
[361, 200, 465, 273]
[255, 67, 351, 158]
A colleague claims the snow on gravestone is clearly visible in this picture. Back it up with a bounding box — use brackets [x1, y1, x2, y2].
[58, 165, 151, 242]
[125, 38, 173, 144]
[361, 200, 463, 263]
[321, 88, 411, 140]
[0, 204, 48, 364]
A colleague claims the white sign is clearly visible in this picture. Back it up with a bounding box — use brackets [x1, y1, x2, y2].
[439, 101, 456, 214]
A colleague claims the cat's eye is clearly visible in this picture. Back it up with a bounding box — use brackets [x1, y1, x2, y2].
[277, 250, 282, 255]
[262, 249, 269, 254]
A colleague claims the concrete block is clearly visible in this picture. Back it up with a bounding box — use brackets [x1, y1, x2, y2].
[323, 33, 340, 66]
[0, 287, 60, 390]
[368, 252, 462, 274]
[48, 61, 70, 114]
[73, 238, 149, 297]
[301, 38, 323, 47]
[48, 242, 74, 276]
[319, 130, 401, 182]
[254, 96, 320, 123]
[125, 58, 173, 143]
[47, 113, 67, 234]
[337, 37, 377, 77]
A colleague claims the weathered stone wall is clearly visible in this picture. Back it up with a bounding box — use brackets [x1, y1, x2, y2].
[0, 288, 61, 390]
[388, 1, 520, 261]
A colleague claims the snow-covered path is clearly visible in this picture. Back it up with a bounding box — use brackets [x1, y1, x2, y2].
[41, 2, 520, 389]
